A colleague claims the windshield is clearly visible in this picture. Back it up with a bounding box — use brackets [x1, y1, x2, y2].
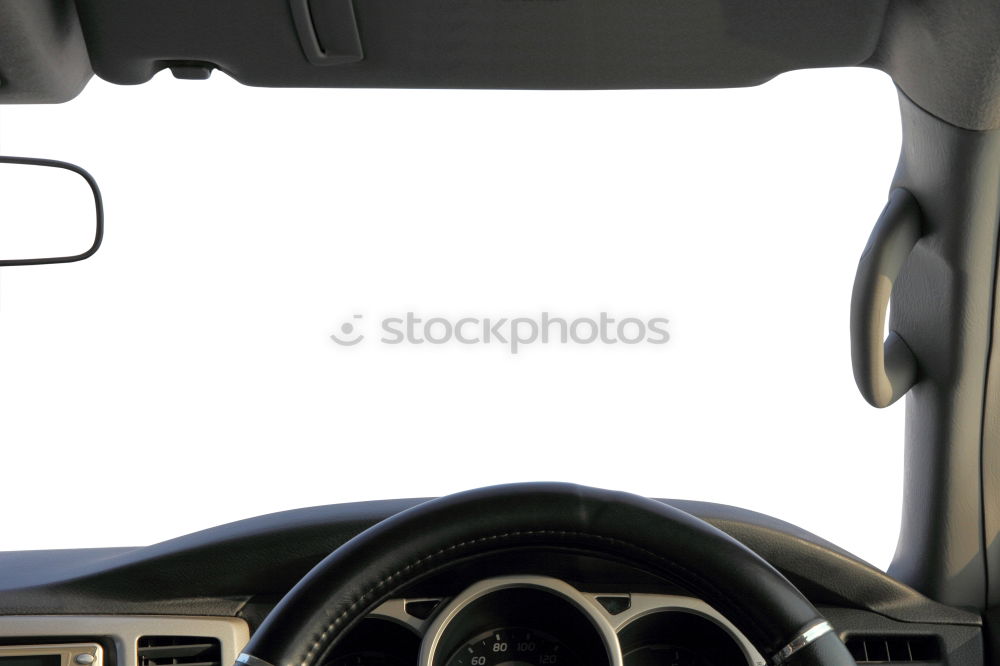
[0, 67, 903, 568]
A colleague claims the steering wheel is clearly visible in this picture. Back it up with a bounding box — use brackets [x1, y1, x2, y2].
[236, 483, 854, 666]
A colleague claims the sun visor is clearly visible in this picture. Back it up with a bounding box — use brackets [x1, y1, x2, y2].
[72, 0, 888, 90]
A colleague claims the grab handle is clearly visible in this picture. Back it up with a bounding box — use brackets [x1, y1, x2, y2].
[851, 188, 922, 408]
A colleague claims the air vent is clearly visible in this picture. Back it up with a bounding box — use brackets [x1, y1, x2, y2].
[137, 637, 222, 666]
[845, 636, 941, 663]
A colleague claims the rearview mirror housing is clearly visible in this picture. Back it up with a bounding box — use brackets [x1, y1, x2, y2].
[0, 156, 103, 267]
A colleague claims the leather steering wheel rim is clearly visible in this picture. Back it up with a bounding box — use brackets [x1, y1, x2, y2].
[237, 483, 854, 666]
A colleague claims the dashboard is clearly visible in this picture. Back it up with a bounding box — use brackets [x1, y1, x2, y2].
[329, 576, 764, 666]
[0, 497, 985, 666]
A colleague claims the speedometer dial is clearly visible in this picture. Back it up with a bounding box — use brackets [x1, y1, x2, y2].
[445, 628, 574, 666]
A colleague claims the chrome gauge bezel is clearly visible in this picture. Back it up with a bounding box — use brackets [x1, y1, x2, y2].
[610, 593, 766, 666]
[365, 575, 767, 666]
[417, 576, 623, 666]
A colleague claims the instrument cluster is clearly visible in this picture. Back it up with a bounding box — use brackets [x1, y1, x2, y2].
[322, 576, 764, 666]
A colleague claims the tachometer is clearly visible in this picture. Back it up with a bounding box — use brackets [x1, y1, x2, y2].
[445, 628, 573, 666]
[322, 618, 419, 666]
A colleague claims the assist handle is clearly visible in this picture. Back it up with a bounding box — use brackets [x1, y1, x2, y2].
[851, 188, 922, 408]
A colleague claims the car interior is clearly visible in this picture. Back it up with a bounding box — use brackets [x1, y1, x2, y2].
[2, 1, 1000, 666]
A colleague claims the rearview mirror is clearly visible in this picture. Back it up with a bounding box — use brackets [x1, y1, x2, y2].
[0, 156, 103, 267]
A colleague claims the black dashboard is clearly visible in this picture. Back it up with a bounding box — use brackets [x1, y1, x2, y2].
[0, 498, 984, 666]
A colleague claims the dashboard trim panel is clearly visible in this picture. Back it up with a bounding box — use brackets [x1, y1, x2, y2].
[0, 616, 249, 666]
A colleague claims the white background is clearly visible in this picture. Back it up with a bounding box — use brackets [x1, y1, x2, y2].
[0, 162, 97, 260]
[0, 67, 904, 568]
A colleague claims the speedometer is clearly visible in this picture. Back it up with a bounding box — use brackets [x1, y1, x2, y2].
[445, 628, 574, 666]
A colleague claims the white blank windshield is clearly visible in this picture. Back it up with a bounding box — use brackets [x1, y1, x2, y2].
[0, 67, 904, 568]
